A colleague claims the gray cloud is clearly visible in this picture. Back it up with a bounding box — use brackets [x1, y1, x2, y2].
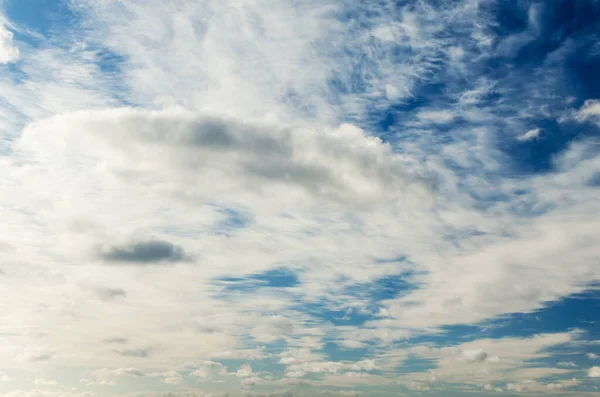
[100, 240, 187, 265]
[96, 287, 127, 301]
[104, 337, 128, 344]
[115, 348, 153, 358]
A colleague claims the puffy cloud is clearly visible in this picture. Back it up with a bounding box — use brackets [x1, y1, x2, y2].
[16, 108, 428, 211]
[236, 364, 254, 378]
[460, 349, 489, 363]
[190, 362, 229, 380]
[0, 24, 19, 64]
[589, 366, 600, 378]
[147, 371, 183, 385]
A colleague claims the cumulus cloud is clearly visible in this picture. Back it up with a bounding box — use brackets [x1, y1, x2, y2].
[148, 371, 183, 385]
[16, 108, 429, 210]
[236, 364, 254, 378]
[190, 362, 229, 380]
[589, 366, 600, 378]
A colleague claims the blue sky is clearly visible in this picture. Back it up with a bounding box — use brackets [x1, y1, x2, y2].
[0, 1, 599, 397]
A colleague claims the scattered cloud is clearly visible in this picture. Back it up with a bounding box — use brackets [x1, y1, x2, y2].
[517, 128, 542, 141]
[589, 366, 600, 378]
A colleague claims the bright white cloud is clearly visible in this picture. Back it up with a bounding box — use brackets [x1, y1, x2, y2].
[190, 362, 230, 380]
[0, 24, 19, 64]
[517, 128, 542, 141]
[589, 366, 600, 378]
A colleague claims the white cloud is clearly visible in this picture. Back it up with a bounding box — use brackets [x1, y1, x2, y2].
[401, 332, 576, 385]
[588, 353, 600, 360]
[147, 371, 182, 385]
[236, 364, 254, 378]
[15, 108, 428, 210]
[517, 128, 542, 141]
[190, 362, 229, 380]
[0, 24, 19, 64]
[416, 110, 456, 124]
[589, 366, 600, 378]
[576, 100, 600, 122]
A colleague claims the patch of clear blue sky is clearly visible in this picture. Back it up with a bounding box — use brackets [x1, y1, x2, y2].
[360, 0, 600, 176]
[5, 0, 76, 43]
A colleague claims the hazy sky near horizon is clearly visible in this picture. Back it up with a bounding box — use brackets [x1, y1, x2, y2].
[1, 1, 600, 397]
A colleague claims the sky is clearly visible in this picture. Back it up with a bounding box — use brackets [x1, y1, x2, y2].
[0, 0, 599, 396]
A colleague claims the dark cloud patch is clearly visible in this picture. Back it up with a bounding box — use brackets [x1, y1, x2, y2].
[96, 287, 126, 301]
[101, 240, 187, 265]
[115, 348, 152, 358]
[104, 337, 128, 344]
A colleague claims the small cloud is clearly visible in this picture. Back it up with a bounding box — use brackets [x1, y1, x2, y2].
[190, 361, 229, 380]
[114, 348, 152, 358]
[557, 361, 577, 368]
[100, 240, 187, 265]
[241, 376, 262, 386]
[96, 287, 126, 301]
[576, 100, 600, 122]
[517, 128, 542, 141]
[236, 364, 254, 378]
[148, 371, 182, 384]
[461, 349, 488, 363]
[588, 353, 599, 360]
[416, 109, 456, 124]
[104, 337, 128, 344]
[0, 24, 20, 64]
[589, 366, 600, 378]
